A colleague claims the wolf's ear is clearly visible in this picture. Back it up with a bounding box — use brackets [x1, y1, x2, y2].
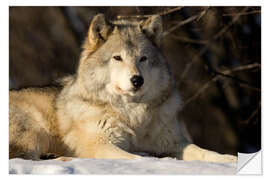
[140, 15, 163, 47]
[88, 14, 112, 48]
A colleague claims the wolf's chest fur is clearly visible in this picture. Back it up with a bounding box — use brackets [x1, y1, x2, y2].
[93, 90, 182, 154]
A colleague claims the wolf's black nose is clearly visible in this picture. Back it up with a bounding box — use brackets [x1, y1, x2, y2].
[130, 75, 144, 88]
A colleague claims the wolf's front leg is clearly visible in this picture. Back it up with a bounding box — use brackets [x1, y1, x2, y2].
[65, 129, 141, 160]
[56, 142, 140, 161]
[79, 141, 141, 159]
[180, 144, 237, 163]
[92, 143, 141, 159]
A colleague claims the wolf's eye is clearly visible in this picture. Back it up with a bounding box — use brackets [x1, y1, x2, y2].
[140, 56, 147, 62]
[113, 56, 122, 61]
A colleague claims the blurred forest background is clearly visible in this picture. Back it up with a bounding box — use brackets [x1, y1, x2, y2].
[9, 6, 261, 155]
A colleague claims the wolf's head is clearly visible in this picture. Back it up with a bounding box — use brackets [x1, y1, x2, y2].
[77, 14, 172, 104]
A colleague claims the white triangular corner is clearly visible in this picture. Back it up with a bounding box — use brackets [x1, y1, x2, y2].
[237, 151, 262, 174]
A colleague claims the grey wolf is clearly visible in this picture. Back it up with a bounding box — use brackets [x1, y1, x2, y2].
[9, 14, 237, 162]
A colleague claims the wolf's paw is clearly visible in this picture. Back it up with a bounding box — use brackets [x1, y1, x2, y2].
[207, 153, 237, 163]
[182, 144, 237, 163]
[219, 154, 237, 163]
[54, 156, 73, 162]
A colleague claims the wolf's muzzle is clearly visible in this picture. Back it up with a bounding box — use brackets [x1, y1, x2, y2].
[130, 75, 144, 89]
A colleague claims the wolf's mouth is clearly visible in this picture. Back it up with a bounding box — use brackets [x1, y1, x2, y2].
[132, 87, 141, 92]
[115, 85, 141, 96]
[115, 85, 125, 93]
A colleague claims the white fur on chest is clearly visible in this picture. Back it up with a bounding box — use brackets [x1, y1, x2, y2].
[105, 90, 183, 153]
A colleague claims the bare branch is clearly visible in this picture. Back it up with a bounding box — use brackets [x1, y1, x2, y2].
[215, 72, 261, 93]
[239, 83, 261, 93]
[157, 6, 184, 16]
[170, 35, 208, 45]
[182, 76, 219, 109]
[179, 7, 250, 83]
[162, 7, 210, 37]
[116, 6, 184, 19]
[221, 63, 261, 74]
[240, 101, 261, 125]
[213, 7, 250, 40]
[182, 63, 261, 109]
[223, 10, 261, 17]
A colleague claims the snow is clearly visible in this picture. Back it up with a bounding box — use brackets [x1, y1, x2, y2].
[9, 157, 237, 174]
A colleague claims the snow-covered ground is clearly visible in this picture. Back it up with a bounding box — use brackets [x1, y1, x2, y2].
[9, 157, 237, 174]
